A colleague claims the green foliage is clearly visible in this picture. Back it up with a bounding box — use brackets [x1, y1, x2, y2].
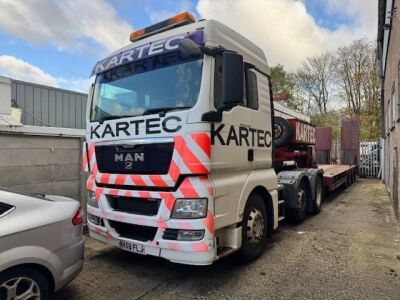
[272, 38, 381, 140]
[359, 113, 381, 140]
[310, 111, 341, 139]
[270, 64, 303, 111]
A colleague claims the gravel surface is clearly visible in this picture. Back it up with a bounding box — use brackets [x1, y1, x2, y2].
[56, 179, 400, 300]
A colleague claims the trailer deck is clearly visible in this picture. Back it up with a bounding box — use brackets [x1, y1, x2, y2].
[318, 164, 357, 192]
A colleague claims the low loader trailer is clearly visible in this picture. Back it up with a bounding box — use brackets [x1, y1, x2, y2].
[83, 12, 356, 265]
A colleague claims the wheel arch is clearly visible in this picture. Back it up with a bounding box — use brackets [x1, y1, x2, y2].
[277, 170, 313, 209]
[250, 186, 274, 237]
[0, 263, 55, 293]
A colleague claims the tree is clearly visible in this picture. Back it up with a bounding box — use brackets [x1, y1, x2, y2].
[270, 64, 303, 111]
[335, 39, 380, 115]
[295, 52, 336, 114]
[335, 39, 381, 139]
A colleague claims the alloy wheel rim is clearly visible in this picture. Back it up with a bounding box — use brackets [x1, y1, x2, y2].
[0, 276, 41, 300]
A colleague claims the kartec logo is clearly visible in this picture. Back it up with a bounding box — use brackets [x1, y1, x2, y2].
[91, 31, 204, 76]
[211, 123, 272, 148]
[90, 116, 182, 139]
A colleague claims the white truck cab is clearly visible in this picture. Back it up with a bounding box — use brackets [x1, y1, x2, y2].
[84, 12, 321, 265]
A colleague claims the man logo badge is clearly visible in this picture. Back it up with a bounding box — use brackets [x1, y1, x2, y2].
[115, 152, 145, 169]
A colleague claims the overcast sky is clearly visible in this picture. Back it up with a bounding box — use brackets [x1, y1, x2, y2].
[0, 0, 378, 92]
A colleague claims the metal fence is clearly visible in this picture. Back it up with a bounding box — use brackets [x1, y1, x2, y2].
[359, 141, 381, 178]
[332, 140, 341, 164]
[11, 79, 88, 129]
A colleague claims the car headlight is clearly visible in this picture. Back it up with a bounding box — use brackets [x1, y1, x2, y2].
[87, 191, 98, 208]
[171, 199, 208, 219]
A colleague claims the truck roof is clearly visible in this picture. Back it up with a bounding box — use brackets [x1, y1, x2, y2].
[98, 19, 270, 76]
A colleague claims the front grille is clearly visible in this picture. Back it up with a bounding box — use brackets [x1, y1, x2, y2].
[95, 143, 174, 175]
[107, 196, 160, 216]
[109, 220, 157, 242]
[162, 229, 178, 240]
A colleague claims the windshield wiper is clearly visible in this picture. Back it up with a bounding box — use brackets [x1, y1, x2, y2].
[97, 115, 133, 124]
[95, 107, 191, 123]
[142, 106, 192, 117]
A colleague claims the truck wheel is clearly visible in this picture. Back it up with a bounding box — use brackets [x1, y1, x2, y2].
[273, 117, 293, 148]
[239, 193, 268, 261]
[287, 181, 308, 224]
[0, 267, 50, 300]
[312, 176, 323, 214]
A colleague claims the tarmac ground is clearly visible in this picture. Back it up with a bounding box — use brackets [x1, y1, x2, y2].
[56, 179, 400, 300]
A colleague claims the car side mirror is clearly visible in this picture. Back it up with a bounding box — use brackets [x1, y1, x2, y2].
[222, 52, 244, 107]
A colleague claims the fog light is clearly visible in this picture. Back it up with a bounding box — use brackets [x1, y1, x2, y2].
[177, 230, 205, 241]
[88, 213, 101, 225]
[87, 191, 98, 208]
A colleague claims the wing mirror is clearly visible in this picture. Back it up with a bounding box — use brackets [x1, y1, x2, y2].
[222, 52, 244, 107]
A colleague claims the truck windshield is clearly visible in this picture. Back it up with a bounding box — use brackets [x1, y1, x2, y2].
[91, 53, 203, 122]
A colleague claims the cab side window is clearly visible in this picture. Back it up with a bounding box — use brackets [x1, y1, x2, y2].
[246, 69, 258, 110]
[214, 55, 258, 110]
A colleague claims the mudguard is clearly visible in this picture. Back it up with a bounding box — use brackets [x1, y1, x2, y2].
[277, 168, 323, 212]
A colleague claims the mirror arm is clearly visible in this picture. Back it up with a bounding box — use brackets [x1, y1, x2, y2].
[199, 46, 226, 57]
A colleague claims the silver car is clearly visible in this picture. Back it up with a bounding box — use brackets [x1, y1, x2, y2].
[0, 189, 84, 300]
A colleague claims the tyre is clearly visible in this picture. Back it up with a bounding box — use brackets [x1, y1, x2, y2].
[239, 193, 268, 261]
[273, 116, 293, 148]
[287, 180, 308, 224]
[312, 176, 324, 214]
[0, 267, 50, 300]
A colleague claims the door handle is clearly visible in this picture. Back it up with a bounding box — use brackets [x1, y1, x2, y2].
[248, 149, 254, 162]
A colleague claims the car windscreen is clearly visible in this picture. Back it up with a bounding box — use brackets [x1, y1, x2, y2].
[90, 52, 204, 122]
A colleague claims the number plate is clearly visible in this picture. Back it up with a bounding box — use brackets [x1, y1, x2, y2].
[118, 240, 145, 255]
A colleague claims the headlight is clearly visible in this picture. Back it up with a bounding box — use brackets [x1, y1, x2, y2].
[171, 199, 208, 219]
[87, 191, 98, 208]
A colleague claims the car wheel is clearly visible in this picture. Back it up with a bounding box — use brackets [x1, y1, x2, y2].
[287, 180, 308, 224]
[312, 176, 324, 214]
[239, 193, 268, 261]
[0, 267, 50, 300]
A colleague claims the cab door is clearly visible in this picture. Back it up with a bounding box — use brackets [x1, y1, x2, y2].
[210, 57, 258, 229]
[249, 69, 273, 169]
[210, 56, 254, 173]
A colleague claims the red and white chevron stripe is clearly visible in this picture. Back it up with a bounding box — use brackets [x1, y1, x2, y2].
[83, 132, 211, 187]
[84, 132, 214, 253]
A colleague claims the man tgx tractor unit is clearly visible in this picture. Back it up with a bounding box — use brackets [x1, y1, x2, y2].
[83, 12, 355, 265]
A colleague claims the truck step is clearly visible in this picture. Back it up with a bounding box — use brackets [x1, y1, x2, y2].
[278, 199, 285, 220]
[217, 246, 236, 258]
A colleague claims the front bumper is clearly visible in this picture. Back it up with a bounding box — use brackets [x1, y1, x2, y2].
[88, 224, 215, 265]
[87, 175, 216, 265]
